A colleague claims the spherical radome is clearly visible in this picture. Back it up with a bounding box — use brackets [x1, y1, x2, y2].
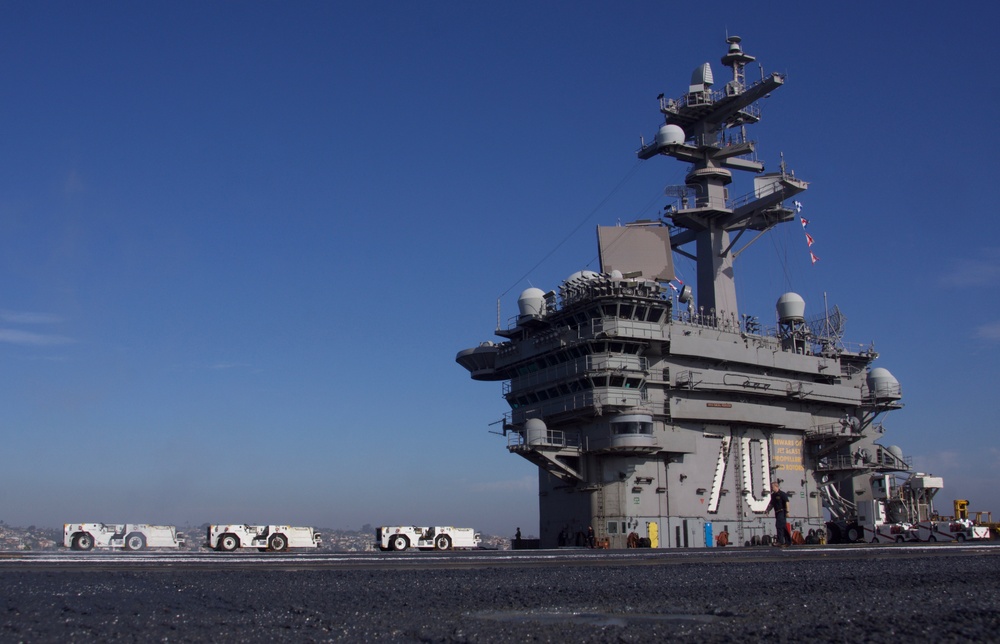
[656, 124, 685, 146]
[776, 292, 806, 322]
[517, 287, 546, 318]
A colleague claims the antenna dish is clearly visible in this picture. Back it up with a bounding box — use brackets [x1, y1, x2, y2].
[806, 305, 846, 342]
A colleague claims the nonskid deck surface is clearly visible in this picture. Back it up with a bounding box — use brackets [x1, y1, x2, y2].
[3, 542, 998, 571]
[5, 544, 999, 642]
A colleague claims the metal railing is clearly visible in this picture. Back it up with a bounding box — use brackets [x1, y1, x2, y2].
[660, 89, 763, 123]
[507, 428, 582, 450]
[817, 449, 913, 472]
[505, 354, 648, 394]
[592, 317, 666, 341]
[726, 174, 790, 211]
[509, 388, 648, 426]
[860, 383, 903, 402]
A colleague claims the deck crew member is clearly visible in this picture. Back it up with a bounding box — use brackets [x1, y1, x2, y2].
[766, 481, 792, 547]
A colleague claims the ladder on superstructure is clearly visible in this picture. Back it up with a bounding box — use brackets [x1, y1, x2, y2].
[733, 434, 748, 545]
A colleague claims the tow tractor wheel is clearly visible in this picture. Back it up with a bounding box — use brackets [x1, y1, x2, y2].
[124, 532, 146, 551]
[929, 536, 937, 542]
[268, 533, 288, 552]
[218, 533, 240, 552]
[72, 533, 95, 551]
[845, 524, 862, 543]
[956, 533, 967, 542]
[895, 536, 905, 543]
[391, 535, 409, 552]
[434, 534, 452, 551]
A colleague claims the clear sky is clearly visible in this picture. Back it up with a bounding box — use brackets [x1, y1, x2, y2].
[2, 2, 998, 537]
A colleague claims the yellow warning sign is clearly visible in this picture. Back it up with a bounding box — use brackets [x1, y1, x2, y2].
[772, 437, 804, 471]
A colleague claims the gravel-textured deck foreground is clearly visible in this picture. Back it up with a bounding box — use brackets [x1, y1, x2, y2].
[2, 547, 999, 642]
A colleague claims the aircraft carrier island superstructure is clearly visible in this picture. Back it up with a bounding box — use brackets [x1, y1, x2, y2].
[457, 37, 935, 549]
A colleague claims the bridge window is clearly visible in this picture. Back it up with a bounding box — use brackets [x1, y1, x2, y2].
[611, 419, 653, 435]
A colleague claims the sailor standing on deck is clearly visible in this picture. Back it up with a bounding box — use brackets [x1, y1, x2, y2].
[766, 481, 792, 547]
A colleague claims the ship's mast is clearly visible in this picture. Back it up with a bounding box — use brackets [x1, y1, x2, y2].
[638, 36, 807, 320]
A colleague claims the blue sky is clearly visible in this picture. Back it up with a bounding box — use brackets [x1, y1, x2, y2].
[2, 2, 998, 536]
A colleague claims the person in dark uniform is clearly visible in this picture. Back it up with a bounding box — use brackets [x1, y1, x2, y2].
[766, 481, 792, 546]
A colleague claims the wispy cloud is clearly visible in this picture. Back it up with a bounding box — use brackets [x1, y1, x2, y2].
[0, 329, 74, 346]
[974, 322, 1000, 341]
[0, 309, 72, 346]
[208, 362, 252, 370]
[0, 310, 62, 324]
[938, 248, 1000, 288]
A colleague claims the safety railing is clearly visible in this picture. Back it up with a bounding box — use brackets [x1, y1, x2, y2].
[507, 428, 582, 450]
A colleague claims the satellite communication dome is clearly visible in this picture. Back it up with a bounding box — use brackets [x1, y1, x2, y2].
[524, 418, 548, 445]
[610, 269, 623, 279]
[887, 445, 904, 461]
[867, 367, 901, 399]
[656, 124, 685, 146]
[776, 292, 806, 322]
[517, 287, 547, 319]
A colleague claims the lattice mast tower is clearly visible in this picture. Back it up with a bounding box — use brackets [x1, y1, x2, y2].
[638, 36, 807, 320]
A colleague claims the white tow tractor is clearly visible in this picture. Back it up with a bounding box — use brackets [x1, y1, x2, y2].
[916, 519, 990, 542]
[207, 524, 322, 552]
[917, 499, 993, 542]
[63, 523, 186, 551]
[376, 526, 481, 551]
[867, 522, 919, 544]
